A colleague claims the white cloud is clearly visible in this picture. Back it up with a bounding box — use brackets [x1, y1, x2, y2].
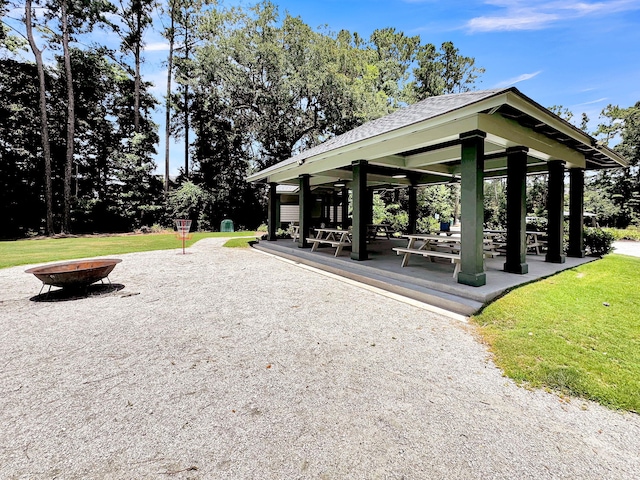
[144, 42, 170, 52]
[467, 0, 640, 32]
[575, 97, 608, 106]
[493, 70, 542, 88]
[468, 12, 558, 32]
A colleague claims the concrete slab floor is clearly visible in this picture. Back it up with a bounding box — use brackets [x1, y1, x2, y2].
[253, 237, 596, 315]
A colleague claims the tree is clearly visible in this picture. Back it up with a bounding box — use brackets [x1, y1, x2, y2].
[60, 0, 75, 232]
[0, 59, 55, 237]
[412, 41, 484, 100]
[484, 178, 507, 228]
[195, 1, 395, 170]
[591, 103, 640, 227]
[114, 0, 154, 134]
[369, 27, 420, 107]
[165, 0, 209, 180]
[24, 0, 54, 235]
[161, 0, 178, 196]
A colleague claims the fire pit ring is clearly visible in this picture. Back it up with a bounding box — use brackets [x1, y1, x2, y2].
[25, 259, 122, 295]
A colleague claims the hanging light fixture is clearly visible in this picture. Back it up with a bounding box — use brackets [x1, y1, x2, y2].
[392, 173, 407, 179]
[334, 180, 346, 187]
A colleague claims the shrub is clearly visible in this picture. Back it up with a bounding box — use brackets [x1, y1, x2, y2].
[416, 216, 439, 233]
[603, 227, 640, 241]
[584, 227, 615, 257]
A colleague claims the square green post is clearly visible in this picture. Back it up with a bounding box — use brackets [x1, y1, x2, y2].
[458, 130, 486, 287]
[407, 184, 417, 234]
[546, 160, 566, 263]
[504, 147, 529, 274]
[341, 186, 349, 229]
[267, 182, 278, 241]
[298, 174, 311, 248]
[351, 160, 369, 261]
[567, 168, 585, 258]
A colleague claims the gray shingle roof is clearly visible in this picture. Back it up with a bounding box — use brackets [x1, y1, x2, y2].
[252, 88, 510, 179]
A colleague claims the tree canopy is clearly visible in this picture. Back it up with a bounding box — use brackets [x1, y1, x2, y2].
[6, 0, 636, 238]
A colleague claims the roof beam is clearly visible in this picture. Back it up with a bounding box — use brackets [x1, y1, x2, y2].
[478, 113, 586, 168]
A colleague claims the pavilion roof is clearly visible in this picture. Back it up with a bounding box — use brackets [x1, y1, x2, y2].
[247, 87, 626, 187]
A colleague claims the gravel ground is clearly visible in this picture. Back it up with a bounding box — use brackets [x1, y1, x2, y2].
[1, 238, 639, 479]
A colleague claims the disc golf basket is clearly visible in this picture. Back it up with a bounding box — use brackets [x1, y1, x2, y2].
[175, 219, 193, 254]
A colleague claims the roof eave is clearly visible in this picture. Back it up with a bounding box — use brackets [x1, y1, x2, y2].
[504, 89, 628, 168]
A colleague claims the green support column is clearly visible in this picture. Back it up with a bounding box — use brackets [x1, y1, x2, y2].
[407, 184, 417, 234]
[546, 160, 566, 263]
[567, 168, 586, 258]
[298, 174, 311, 248]
[267, 182, 278, 241]
[458, 130, 486, 287]
[351, 160, 369, 261]
[504, 147, 529, 274]
[341, 187, 349, 229]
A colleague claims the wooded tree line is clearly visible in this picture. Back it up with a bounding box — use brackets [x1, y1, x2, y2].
[1, 0, 638, 239]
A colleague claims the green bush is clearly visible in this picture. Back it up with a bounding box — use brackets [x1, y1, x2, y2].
[603, 227, 640, 241]
[416, 216, 439, 233]
[584, 227, 615, 257]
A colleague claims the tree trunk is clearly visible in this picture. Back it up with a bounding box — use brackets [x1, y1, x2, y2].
[184, 81, 189, 178]
[25, 0, 54, 236]
[165, 11, 174, 198]
[61, 2, 75, 233]
[134, 8, 141, 135]
[183, 13, 190, 178]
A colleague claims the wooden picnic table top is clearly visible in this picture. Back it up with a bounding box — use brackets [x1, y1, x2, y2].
[403, 233, 494, 242]
[403, 233, 457, 240]
[484, 229, 546, 236]
[314, 227, 350, 234]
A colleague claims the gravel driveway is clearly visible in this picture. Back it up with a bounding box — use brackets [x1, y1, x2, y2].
[1, 238, 638, 479]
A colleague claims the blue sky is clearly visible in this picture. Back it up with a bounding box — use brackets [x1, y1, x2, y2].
[145, 0, 640, 176]
[8, 0, 640, 175]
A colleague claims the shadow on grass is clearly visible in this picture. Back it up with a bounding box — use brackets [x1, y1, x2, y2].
[30, 283, 125, 302]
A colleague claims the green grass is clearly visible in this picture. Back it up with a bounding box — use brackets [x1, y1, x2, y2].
[222, 237, 254, 248]
[0, 231, 256, 269]
[473, 254, 640, 412]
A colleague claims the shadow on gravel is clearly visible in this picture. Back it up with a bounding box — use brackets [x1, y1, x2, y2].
[30, 283, 125, 302]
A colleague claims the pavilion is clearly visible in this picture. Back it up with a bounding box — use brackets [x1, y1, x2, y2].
[247, 87, 626, 288]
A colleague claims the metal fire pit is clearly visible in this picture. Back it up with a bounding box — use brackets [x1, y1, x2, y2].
[25, 259, 122, 294]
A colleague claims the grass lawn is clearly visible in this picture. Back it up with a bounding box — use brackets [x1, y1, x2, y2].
[473, 254, 640, 413]
[222, 237, 255, 248]
[0, 231, 256, 269]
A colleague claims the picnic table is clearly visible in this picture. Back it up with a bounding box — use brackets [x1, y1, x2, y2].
[306, 228, 352, 257]
[484, 229, 547, 255]
[367, 223, 396, 240]
[392, 233, 499, 277]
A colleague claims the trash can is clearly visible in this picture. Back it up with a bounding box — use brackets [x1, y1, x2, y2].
[220, 219, 234, 232]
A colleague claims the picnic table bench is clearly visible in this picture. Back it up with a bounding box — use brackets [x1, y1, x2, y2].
[306, 228, 352, 257]
[290, 224, 300, 242]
